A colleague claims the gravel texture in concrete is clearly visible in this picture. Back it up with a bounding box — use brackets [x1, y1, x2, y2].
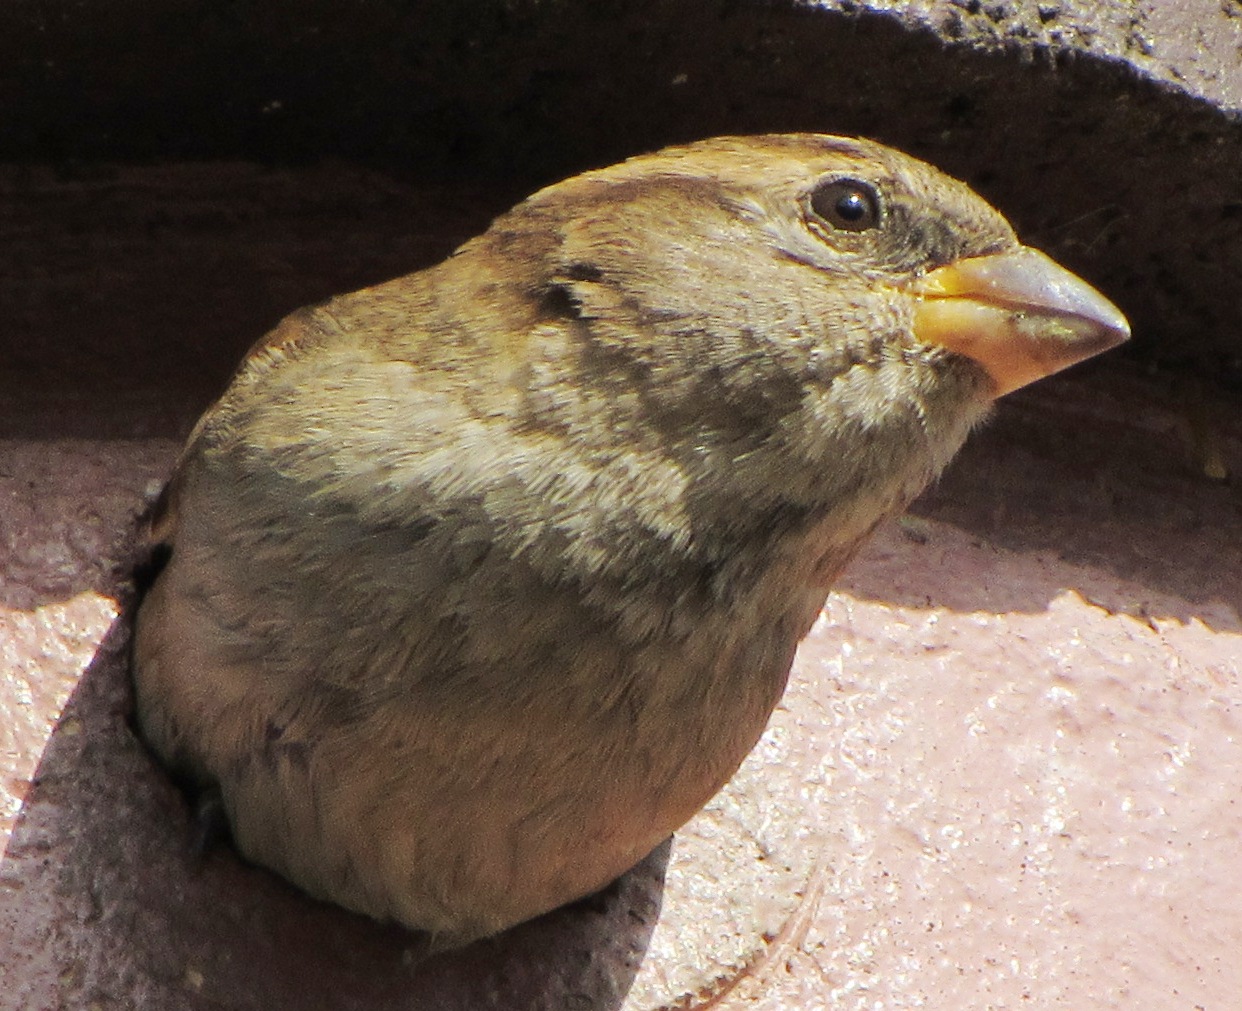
[2, 367, 1239, 1009]
[1, 2, 1240, 1006]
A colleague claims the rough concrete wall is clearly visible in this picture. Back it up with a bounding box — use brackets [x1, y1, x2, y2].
[0, 0, 1240, 400]
[1, 4, 1241, 1010]
[3, 376, 1241, 1011]
[863, 0, 1242, 111]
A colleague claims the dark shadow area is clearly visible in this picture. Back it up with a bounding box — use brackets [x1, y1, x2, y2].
[0, 611, 667, 1010]
[0, 167, 506, 440]
[1, 1, 1240, 431]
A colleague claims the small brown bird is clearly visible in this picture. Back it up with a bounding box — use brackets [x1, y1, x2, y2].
[132, 134, 1128, 945]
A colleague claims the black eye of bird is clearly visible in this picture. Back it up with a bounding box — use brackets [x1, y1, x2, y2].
[809, 178, 881, 232]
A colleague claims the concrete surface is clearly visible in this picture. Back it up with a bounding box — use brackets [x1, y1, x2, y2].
[1, 0, 1240, 1007]
[2, 364, 1239, 1009]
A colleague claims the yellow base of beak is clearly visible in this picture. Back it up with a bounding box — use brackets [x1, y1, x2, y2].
[912, 247, 1130, 397]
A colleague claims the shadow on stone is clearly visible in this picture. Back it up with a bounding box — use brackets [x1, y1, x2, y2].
[0, 610, 667, 1011]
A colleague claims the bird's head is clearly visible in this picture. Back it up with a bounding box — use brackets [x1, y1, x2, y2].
[470, 134, 1130, 538]
[506, 133, 1128, 402]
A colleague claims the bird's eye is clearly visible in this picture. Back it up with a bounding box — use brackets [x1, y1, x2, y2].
[809, 178, 881, 232]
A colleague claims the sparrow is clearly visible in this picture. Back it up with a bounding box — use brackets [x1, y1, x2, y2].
[131, 134, 1128, 946]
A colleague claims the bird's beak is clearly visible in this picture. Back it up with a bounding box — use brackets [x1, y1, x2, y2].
[910, 247, 1130, 396]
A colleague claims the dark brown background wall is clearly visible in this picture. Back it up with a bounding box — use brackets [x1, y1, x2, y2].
[1, 0, 1239, 437]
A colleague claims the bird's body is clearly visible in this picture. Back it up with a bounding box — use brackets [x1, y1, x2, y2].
[132, 135, 1127, 943]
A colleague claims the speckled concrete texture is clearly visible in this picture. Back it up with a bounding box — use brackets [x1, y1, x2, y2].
[2, 367, 1238, 1009]
[635, 367, 1242, 1009]
[852, 0, 1242, 111]
[1, 1, 1240, 1005]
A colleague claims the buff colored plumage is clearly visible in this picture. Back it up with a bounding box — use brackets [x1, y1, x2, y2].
[132, 134, 1127, 945]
